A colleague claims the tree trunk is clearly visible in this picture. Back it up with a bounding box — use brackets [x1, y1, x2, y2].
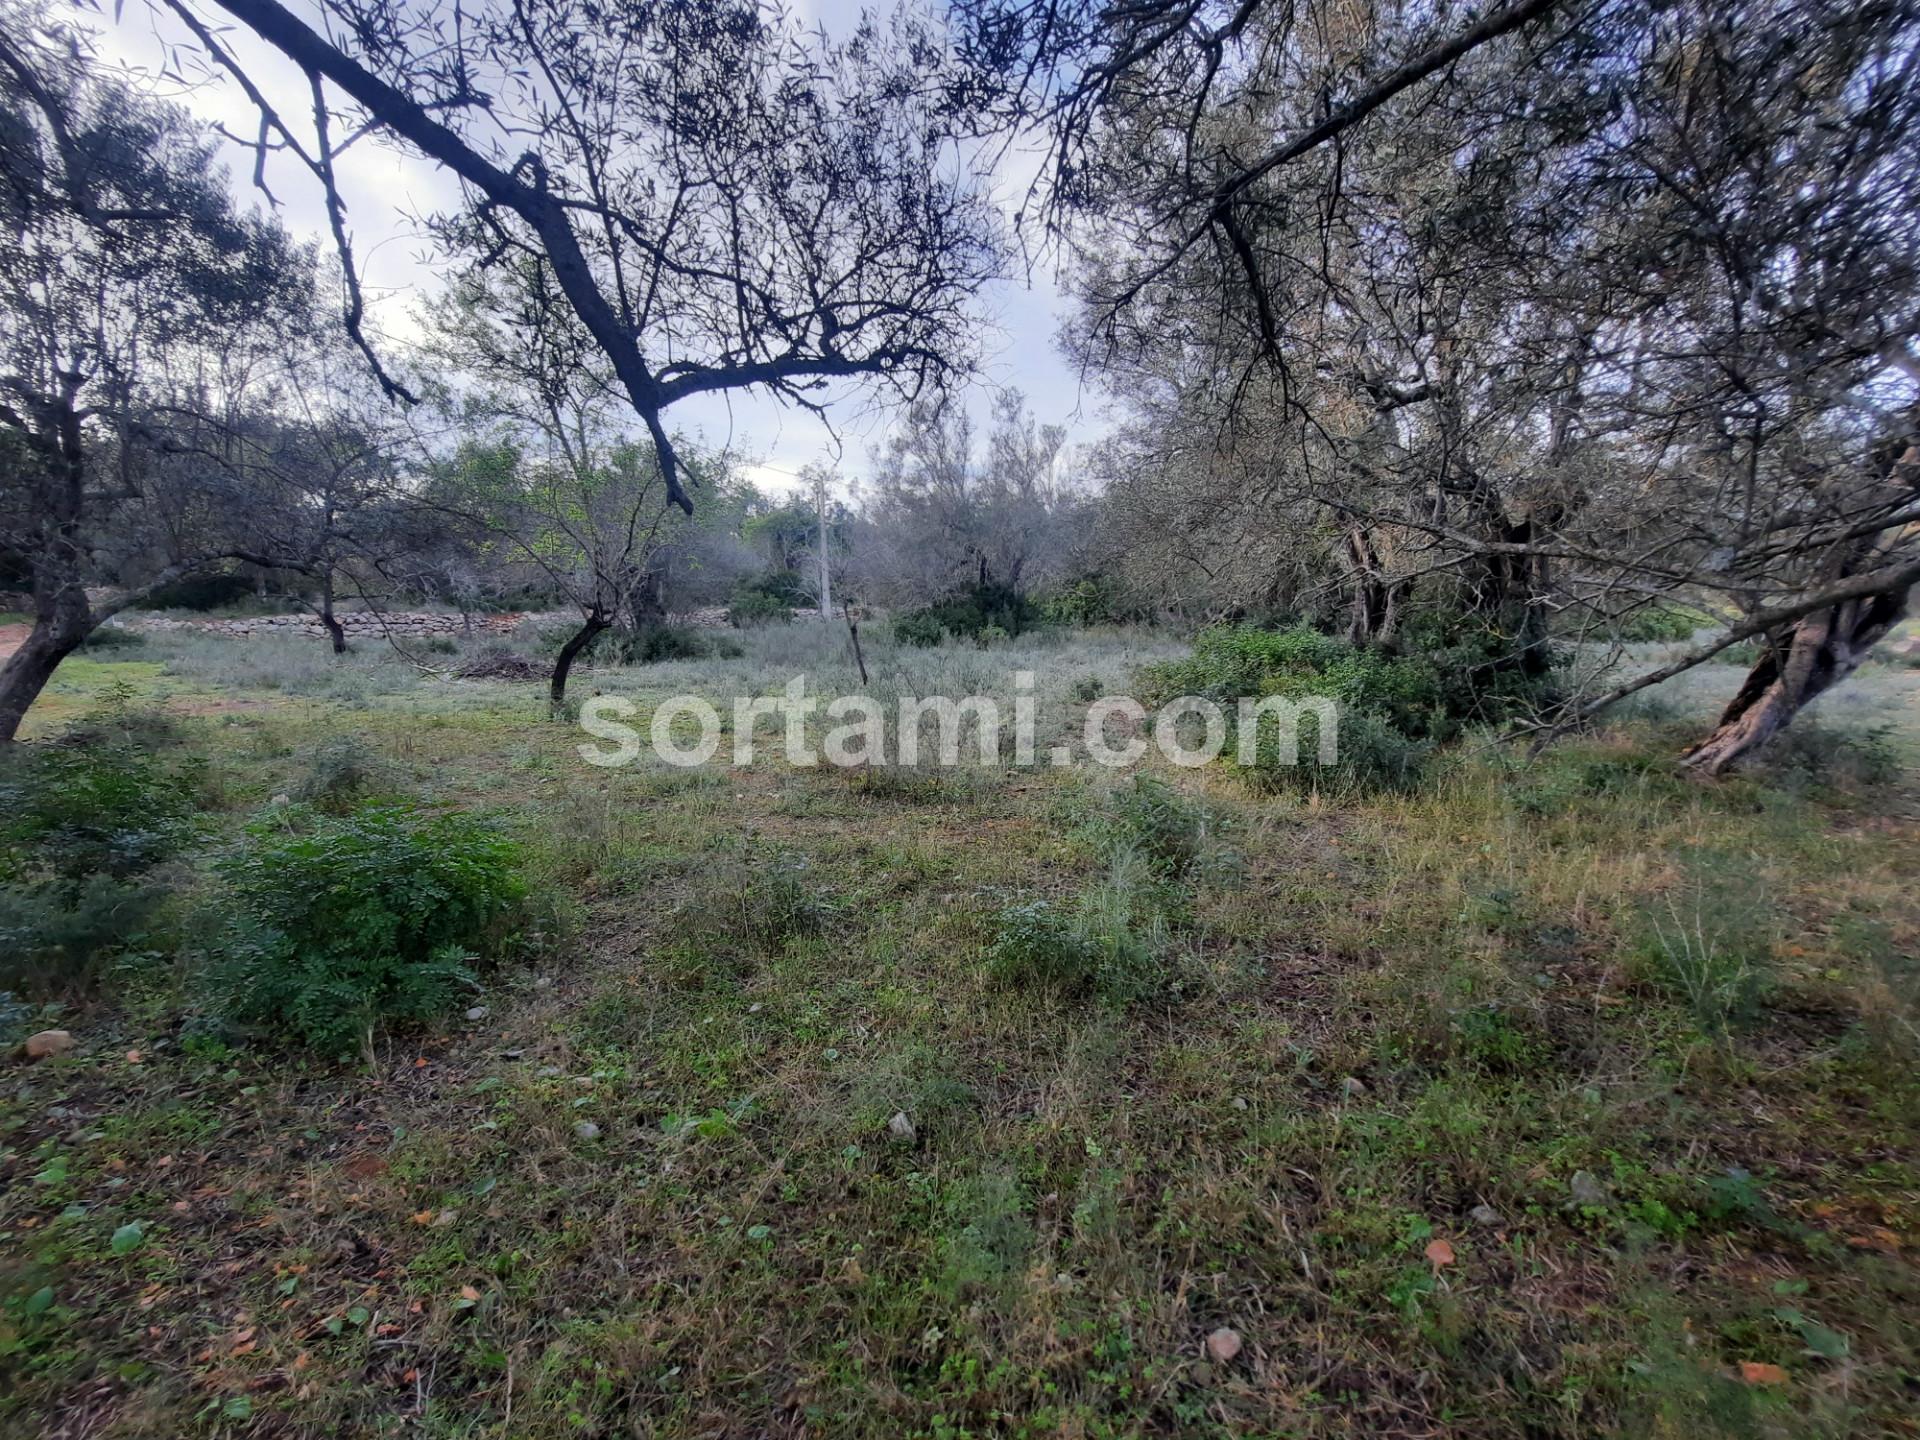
[550, 612, 608, 716]
[1682, 582, 1910, 774]
[626, 572, 665, 631]
[318, 574, 347, 654]
[0, 597, 89, 743]
[1342, 528, 1406, 649]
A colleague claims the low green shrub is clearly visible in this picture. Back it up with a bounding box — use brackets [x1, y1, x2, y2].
[1145, 620, 1550, 792]
[0, 691, 202, 994]
[0, 874, 170, 995]
[0, 706, 202, 882]
[1040, 576, 1122, 628]
[985, 858, 1174, 1007]
[894, 582, 1039, 646]
[206, 804, 526, 1062]
[293, 736, 395, 813]
[726, 588, 795, 628]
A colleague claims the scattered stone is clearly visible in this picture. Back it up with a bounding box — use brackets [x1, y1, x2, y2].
[501, 1049, 524, 1061]
[464, 1006, 489, 1022]
[1568, 1170, 1611, 1209]
[573, 1121, 601, 1141]
[269, 793, 291, 806]
[1468, 1203, 1502, 1228]
[748, 1003, 763, 1015]
[1205, 1327, 1244, 1365]
[1340, 1076, 1367, 1099]
[533, 976, 554, 991]
[886, 1111, 916, 1143]
[1231, 1096, 1249, 1111]
[537, 1065, 563, 1078]
[23, 1030, 74, 1061]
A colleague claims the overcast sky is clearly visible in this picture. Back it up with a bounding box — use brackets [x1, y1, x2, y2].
[83, 0, 1103, 500]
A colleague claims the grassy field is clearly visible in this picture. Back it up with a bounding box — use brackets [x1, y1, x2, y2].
[3, 623, 1918, 1439]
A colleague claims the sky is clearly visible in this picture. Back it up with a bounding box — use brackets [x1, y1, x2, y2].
[82, 0, 1105, 501]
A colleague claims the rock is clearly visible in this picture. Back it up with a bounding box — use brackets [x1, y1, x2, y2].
[23, 1030, 74, 1061]
[533, 976, 554, 991]
[537, 1065, 563, 1078]
[1231, 1096, 1248, 1111]
[573, 1121, 601, 1141]
[1340, 1076, 1367, 1099]
[464, 1006, 489, 1022]
[1468, 1203, 1502, 1228]
[886, 1111, 916, 1143]
[501, 1049, 524, 1061]
[269, 793, 291, 806]
[1204, 1327, 1243, 1365]
[1568, 1170, 1611, 1209]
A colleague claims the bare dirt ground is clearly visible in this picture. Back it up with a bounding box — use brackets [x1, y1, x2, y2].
[0, 622, 28, 663]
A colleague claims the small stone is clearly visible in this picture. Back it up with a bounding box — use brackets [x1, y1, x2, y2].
[748, 1003, 763, 1014]
[1231, 1096, 1249, 1111]
[464, 1006, 488, 1022]
[269, 793, 291, 806]
[1204, 1327, 1243, 1365]
[501, 1049, 524, 1061]
[537, 1065, 563, 1078]
[1340, 1076, 1367, 1099]
[573, 1121, 601, 1141]
[533, 976, 554, 990]
[1568, 1170, 1611, 1209]
[23, 1030, 74, 1061]
[1468, 1203, 1502, 1228]
[886, 1111, 916, 1143]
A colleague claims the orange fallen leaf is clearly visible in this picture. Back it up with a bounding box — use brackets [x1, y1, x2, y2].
[1425, 1238, 1456, 1267]
[125, 1050, 143, 1064]
[402, 1367, 418, 1383]
[376, 1323, 402, 1337]
[410, 1210, 436, 1226]
[459, 1285, 481, 1302]
[292, 1352, 311, 1372]
[1739, 1362, 1788, 1386]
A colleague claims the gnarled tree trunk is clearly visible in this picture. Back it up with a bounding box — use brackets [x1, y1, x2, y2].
[549, 611, 609, 716]
[318, 573, 347, 654]
[1682, 579, 1911, 775]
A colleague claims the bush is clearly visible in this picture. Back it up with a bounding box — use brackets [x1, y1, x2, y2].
[0, 690, 202, 994]
[292, 736, 394, 813]
[143, 572, 263, 611]
[1107, 775, 1207, 880]
[1146, 620, 1549, 792]
[0, 874, 169, 995]
[1040, 576, 1122, 628]
[892, 610, 946, 647]
[727, 589, 794, 627]
[894, 582, 1038, 646]
[206, 804, 526, 1062]
[0, 696, 201, 882]
[984, 854, 1174, 1007]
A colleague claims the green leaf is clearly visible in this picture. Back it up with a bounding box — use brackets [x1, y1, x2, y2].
[24, 1286, 54, 1317]
[222, 1396, 253, 1420]
[110, 1222, 145, 1256]
[344, 1304, 370, 1327]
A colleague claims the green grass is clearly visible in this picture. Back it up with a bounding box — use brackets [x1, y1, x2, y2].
[1, 628, 1918, 1437]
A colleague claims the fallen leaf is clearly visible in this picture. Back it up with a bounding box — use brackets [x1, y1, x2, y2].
[291, 1352, 310, 1372]
[410, 1210, 436, 1226]
[341, 1155, 389, 1181]
[125, 1050, 143, 1064]
[1739, 1362, 1788, 1386]
[459, 1285, 481, 1302]
[1425, 1238, 1456, 1267]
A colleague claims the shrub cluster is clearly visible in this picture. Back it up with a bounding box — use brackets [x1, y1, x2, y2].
[0, 692, 203, 993]
[1146, 620, 1555, 791]
[206, 804, 526, 1062]
[893, 582, 1037, 646]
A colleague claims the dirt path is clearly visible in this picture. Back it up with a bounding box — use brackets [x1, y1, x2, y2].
[0, 622, 27, 664]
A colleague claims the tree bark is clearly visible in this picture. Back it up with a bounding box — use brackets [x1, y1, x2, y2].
[550, 612, 608, 716]
[318, 573, 347, 654]
[1681, 579, 1911, 775]
[0, 593, 89, 743]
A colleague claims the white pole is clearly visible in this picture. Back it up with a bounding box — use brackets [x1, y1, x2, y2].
[814, 469, 833, 622]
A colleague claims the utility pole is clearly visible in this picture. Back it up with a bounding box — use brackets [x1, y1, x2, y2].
[813, 467, 832, 622]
